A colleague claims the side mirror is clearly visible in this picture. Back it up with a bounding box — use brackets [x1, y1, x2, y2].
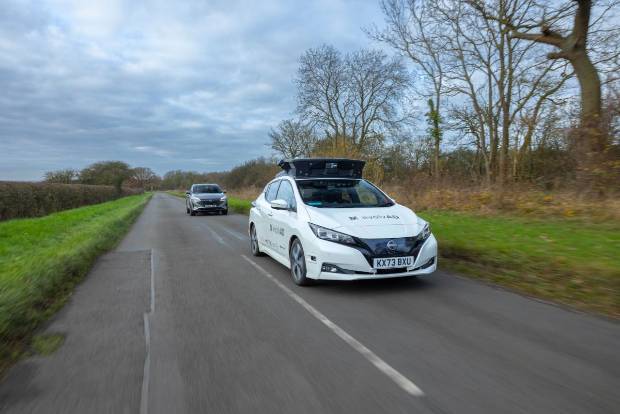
[223, 190, 227, 194]
[270, 199, 289, 210]
[185, 191, 191, 195]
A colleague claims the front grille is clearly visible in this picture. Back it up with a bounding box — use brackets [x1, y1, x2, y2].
[200, 200, 219, 206]
[352, 236, 427, 266]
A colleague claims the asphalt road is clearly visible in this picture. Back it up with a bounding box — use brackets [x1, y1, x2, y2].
[1, 193, 618, 414]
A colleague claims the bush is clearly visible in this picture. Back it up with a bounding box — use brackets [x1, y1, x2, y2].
[0, 182, 143, 221]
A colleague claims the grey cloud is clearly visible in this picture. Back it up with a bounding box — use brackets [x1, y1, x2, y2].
[0, 0, 384, 180]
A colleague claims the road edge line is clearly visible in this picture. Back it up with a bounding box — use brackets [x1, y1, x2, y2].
[140, 248, 156, 414]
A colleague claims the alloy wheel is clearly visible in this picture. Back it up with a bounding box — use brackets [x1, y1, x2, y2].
[290, 241, 305, 283]
[251, 226, 259, 254]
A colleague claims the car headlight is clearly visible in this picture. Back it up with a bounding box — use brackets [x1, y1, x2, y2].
[418, 222, 431, 241]
[309, 223, 356, 245]
[191, 196, 201, 202]
[220, 196, 227, 201]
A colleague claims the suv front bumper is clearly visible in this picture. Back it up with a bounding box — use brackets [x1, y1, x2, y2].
[191, 201, 228, 212]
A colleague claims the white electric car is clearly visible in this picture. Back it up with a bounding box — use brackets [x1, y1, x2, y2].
[248, 158, 438, 285]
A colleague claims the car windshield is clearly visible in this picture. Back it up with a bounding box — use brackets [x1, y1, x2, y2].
[296, 179, 394, 208]
[193, 185, 221, 193]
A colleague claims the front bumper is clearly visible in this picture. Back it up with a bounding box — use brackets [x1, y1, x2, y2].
[304, 234, 438, 281]
[191, 201, 228, 211]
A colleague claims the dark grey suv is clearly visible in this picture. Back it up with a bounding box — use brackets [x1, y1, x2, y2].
[185, 183, 228, 215]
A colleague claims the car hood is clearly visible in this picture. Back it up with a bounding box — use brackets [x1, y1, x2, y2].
[193, 193, 224, 200]
[304, 204, 422, 239]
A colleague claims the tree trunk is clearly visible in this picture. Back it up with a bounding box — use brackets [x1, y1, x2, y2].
[571, 50, 603, 149]
[508, 0, 608, 190]
[427, 98, 441, 178]
[433, 116, 440, 178]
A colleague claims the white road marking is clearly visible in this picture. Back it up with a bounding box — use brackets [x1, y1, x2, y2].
[149, 248, 156, 313]
[217, 226, 246, 241]
[140, 314, 151, 414]
[140, 249, 156, 414]
[202, 223, 229, 246]
[241, 255, 425, 397]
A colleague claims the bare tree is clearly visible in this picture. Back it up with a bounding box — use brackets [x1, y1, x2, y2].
[130, 167, 159, 190]
[429, 0, 573, 183]
[468, 0, 620, 185]
[296, 45, 409, 154]
[269, 119, 317, 159]
[44, 169, 78, 184]
[370, 0, 449, 177]
[296, 45, 349, 148]
[347, 49, 410, 149]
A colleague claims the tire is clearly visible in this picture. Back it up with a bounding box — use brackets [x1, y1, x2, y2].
[250, 224, 264, 256]
[221, 209, 228, 215]
[186, 203, 190, 214]
[289, 239, 311, 286]
[190, 207, 196, 216]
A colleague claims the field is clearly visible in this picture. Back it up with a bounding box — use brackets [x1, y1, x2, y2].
[0, 193, 152, 371]
[220, 192, 619, 317]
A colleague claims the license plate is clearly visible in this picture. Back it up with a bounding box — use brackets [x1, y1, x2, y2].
[373, 256, 414, 269]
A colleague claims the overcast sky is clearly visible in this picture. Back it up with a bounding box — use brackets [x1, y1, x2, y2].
[0, 0, 386, 180]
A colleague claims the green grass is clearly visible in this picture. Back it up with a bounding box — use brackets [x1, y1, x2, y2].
[417, 211, 620, 317]
[0, 193, 151, 371]
[31, 333, 65, 356]
[227, 197, 252, 214]
[166, 191, 252, 214]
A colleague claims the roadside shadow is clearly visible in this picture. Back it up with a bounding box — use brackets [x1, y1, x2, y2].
[312, 275, 436, 297]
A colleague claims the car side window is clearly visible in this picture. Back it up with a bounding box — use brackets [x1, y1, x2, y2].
[276, 180, 296, 209]
[265, 180, 280, 202]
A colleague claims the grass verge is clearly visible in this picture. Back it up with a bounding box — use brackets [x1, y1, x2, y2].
[188, 192, 618, 318]
[418, 211, 619, 318]
[166, 191, 252, 214]
[0, 193, 152, 373]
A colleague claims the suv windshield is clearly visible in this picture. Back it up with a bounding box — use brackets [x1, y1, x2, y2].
[193, 185, 222, 193]
[296, 179, 393, 208]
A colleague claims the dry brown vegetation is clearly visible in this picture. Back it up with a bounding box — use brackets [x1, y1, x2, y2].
[229, 182, 620, 222]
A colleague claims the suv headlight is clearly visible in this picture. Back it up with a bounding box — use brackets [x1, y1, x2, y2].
[191, 196, 201, 202]
[308, 223, 356, 245]
[220, 196, 227, 201]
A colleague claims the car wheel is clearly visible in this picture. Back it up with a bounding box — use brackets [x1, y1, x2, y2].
[190, 205, 196, 216]
[186, 204, 190, 214]
[221, 209, 228, 215]
[289, 239, 311, 286]
[250, 224, 263, 256]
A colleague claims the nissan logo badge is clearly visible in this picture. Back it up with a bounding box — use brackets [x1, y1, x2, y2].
[386, 240, 397, 252]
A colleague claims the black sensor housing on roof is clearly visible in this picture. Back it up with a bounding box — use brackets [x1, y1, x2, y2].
[278, 158, 365, 179]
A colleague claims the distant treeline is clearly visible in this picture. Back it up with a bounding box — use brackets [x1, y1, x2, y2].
[44, 161, 160, 191]
[44, 158, 280, 193]
[0, 181, 143, 221]
[160, 158, 279, 191]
